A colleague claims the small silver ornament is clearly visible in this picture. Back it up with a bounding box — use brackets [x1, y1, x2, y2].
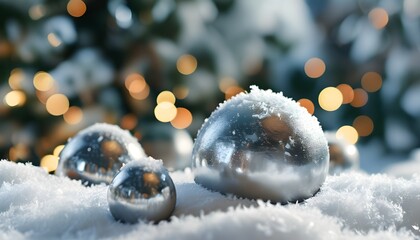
[192, 86, 329, 203]
[140, 123, 193, 171]
[325, 131, 359, 175]
[55, 123, 146, 185]
[107, 158, 177, 223]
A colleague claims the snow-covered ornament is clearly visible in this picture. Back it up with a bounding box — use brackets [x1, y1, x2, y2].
[107, 158, 176, 223]
[55, 123, 146, 185]
[325, 131, 359, 175]
[192, 86, 329, 203]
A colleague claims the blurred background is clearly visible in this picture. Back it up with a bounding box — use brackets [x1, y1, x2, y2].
[0, 0, 419, 173]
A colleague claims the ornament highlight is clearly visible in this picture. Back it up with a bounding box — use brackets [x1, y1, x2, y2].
[192, 86, 329, 203]
[107, 158, 177, 223]
[325, 131, 359, 175]
[55, 123, 146, 185]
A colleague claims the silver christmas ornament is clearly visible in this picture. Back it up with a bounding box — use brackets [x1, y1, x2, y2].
[107, 158, 177, 223]
[55, 123, 146, 185]
[325, 131, 359, 175]
[140, 123, 193, 171]
[192, 86, 329, 203]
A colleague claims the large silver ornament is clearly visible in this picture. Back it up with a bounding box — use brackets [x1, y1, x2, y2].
[192, 86, 329, 203]
[107, 158, 177, 223]
[140, 123, 193, 171]
[55, 123, 146, 185]
[325, 131, 359, 175]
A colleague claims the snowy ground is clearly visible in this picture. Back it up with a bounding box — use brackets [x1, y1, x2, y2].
[1, 158, 420, 240]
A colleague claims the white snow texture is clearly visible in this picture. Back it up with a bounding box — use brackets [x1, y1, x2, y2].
[0, 160, 419, 240]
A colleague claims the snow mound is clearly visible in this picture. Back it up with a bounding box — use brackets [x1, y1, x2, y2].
[0, 160, 419, 239]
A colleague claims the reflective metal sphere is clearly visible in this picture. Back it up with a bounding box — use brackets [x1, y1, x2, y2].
[55, 123, 146, 185]
[107, 158, 177, 223]
[325, 131, 359, 175]
[140, 123, 193, 171]
[192, 87, 329, 203]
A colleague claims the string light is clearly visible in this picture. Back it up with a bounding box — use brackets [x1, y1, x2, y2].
[304, 57, 326, 78]
[318, 87, 343, 111]
[361, 72, 382, 92]
[170, 108, 193, 129]
[46, 94, 69, 116]
[63, 106, 83, 124]
[177, 54, 197, 75]
[297, 98, 315, 115]
[369, 8, 389, 29]
[336, 84, 354, 104]
[157, 91, 176, 104]
[154, 102, 177, 122]
[353, 115, 374, 137]
[336, 125, 359, 144]
[67, 0, 87, 18]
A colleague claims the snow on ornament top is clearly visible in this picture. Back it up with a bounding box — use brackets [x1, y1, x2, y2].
[192, 86, 329, 203]
[55, 123, 146, 185]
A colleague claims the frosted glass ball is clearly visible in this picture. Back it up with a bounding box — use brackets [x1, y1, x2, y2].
[108, 158, 176, 223]
[325, 131, 359, 175]
[192, 86, 329, 203]
[55, 123, 146, 185]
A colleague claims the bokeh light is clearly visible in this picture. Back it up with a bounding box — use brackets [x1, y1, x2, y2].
[304, 57, 326, 78]
[173, 86, 189, 99]
[219, 77, 237, 93]
[318, 87, 343, 111]
[171, 107, 193, 129]
[8, 69, 24, 90]
[154, 102, 177, 122]
[350, 88, 368, 108]
[47, 33, 62, 47]
[157, 91, 176, 104]
[40, 155, 59, 172]
[336, 84, 354, 104]
[336, 125, 359, 144]
[130, 85, 150, 100]
[4, 91, 26, 107]
[63, 106, 83, 124]
[120, 114, 138, 130]
[177, 54, 197, 75]
[46, 94, 70, 116]
[369, 7, 389, 29]
[125, 73, 146, 93]
[353, 115, 374, 137]
[225, 86, 244, 100]
[67, 0, 87, 18]
[29, 5, 46, 20]
[361, 72, 382, 92]
[53, 145, 65, 156]
[33, 71, 55, 92]
[297, 98, 315, 115]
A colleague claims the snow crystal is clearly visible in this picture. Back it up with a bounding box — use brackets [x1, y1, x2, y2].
[1, 160, 420, 239]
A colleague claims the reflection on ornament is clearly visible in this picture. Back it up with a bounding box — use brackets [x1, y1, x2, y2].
[107, 158, 176, 223]
[55, 123, 146, 185]
[192, 86, 329, 203]
[140, 123, 193, 171]
[325, 131, 359, 175]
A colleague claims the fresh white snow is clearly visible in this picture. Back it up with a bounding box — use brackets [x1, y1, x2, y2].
[1, 160, 419, 240]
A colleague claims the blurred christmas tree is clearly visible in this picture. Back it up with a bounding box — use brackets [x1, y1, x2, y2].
[0, 0, 419, 170]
